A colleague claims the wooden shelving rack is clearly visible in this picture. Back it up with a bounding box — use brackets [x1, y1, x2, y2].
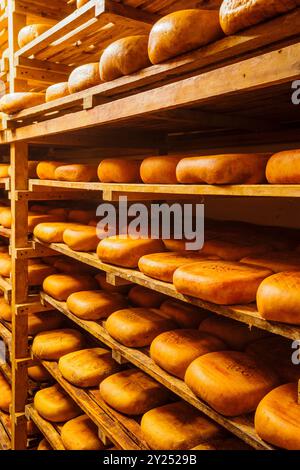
[0, 0, 300, 452]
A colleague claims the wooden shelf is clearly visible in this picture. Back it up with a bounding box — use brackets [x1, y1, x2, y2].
[0, 226, 10, 239]
[0, 361, 11, 384]
[0, 276, 12, 301]
[0, 319, 11, 349]
[32, 357, 147, 450]
[25, 404, 64, 451]
[35, 240, 300, 341]
[0, 419, 10, 450]
[40, 293, 273, 451]
[29, 179, 300, 199]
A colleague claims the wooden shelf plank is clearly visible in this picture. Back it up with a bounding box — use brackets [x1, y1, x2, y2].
[0, 319, 11, 349]
[25, 404, 64, 450]
[0, 361, 12, 384]
[0, 419, 10, 450]
[35, 240, 300, 341]
[40, 293, 273, 450]
[33, 358, 144, 450]
[29, 179, 300, 198]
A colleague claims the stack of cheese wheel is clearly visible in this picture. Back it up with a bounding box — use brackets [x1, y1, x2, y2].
[34, 384, 81, 422]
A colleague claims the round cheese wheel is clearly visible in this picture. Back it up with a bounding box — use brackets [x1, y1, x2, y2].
[220, 0, 300, 35]
[141, 401, 222, 450]
[176, 154, 269, 184]
[138, 251, 218, 282]
[0, 372, 11, 412]
[257, 271, 300, 324]
[0, 296, 11, 321]
[95, 272, 130, 294]
[97, 159, 141, 183]
[105, 307, 176, 347]
[0, 252, 11, 277]
[148, 10, 223, 65]
[0, 207, 11, 228]
[28, 364, 52, 382]
[28, 213, 67, 232]
[150, 330, 227, 379]
[100, 369, 170, 415]
[199, 316, 268, 351]
[28, 310, 63, 336]
[68, 209, 96, 224]
[59, 348, 120, 388]
[54, 164, 98, 182]
[37, 438, 52, 450]
[246, 336, 300, 382]
[66, 290, 127, 320]
[34, 384, 81, 422]
[63, 225, 99, 252]
[0, 93, 45, 114]
[43, 274, 97, 301]
[173, 261, 273, 305]
[28, 262, 57, 286]
[68, 63, 101, 94]
[0, 164, 10, 178]
[159, 299, 210, 328]
[37, 162, 66, 180]
[47, 207, 69, 219]
[185, 351, 279, 416]
[53, 257, 93, 275]
[32, 328, 85, 360]
[266, 149, 300, 184]
[100, 35, 150, 81]
[97, 236, 165, 268]
[45, 83, 70, 103]
[140, 156, 182, 184]
[200, 239, 270, 261]
[255, 383, 300, 450]
[33, 222, 84, 243]
[61, 414, 105, 450]
[241, 251, 300, 273]
[128, 285, 165, 308]
[18, 24, 49, 48]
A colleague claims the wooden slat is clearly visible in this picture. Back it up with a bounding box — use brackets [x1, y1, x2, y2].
[0, 320, 11, 349]
[0, 419, 10, 450]
[0, 362, 12, 384]
[40, 293, 273, 450]
[36, 240, 300, 341]
[25, 404, 63, 450]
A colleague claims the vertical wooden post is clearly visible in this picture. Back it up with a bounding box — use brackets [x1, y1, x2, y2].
[7, 0, 26, 93]
[10, 142, 29, 450]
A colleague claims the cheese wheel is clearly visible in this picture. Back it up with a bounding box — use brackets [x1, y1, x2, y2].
[141, 401, 222, 450]
[68, 63, 101, 94]
[34, 384, 81, 422]
[54, 164, 98, 182]
[100, 369, 170, 415]
[163, 239, 188, 251]
[99, 35, 150, 81]
[128, 285, 165, 308]
[140, 156, 182, 184]
[58, 348, 120, 387]
[28, 310, 63, 336]
[241, 251, 300, 273]
[0, 93, 45, 114]
[199, 316, 268, 351]
[33, 222, 84, 243]
[28, 262, 57, 286]
[0, 164, 10, 178]
[257, 271, 300, 324]
[97, 236, 165, 268]
[0, 207, 11, 228]
[68, 209, 95, 224]
[32, 328, 85, 360]
[254, 383, 300, 450]
[138, 251, 218, 282]
[63, 225, 99, 252]
[176, 154, 269, 184]
[37, 438, 52, 450]
[45, 83, 70, 103]
[173, 261, 273, 305]
[159, 299, 210, 328]
[43, 274, 97, 301]
[18, 24, 49, 48]
[150, 330, 227, 379]
[61, 415, 105, 450]
[47, 207, 69, 219]
[97, 159, 141, 183]
[220, 0, 300, 35]
[28, 364, 52, 382]
[95, 272, 130, 294]
[148, 10, 223, 64]
[0, 252, 11, 277]
[200, 239, 270, 261]
[105, 307, 176, 347]
[192, 438, 251, 451]
[37, 162, 66, 180]
[66, 290, 127, 320]
[52, 258, 93, 275]
[28, 213, 66, 232]
[266, 149, 300, 184]
[246, 336, 300, 382]
[0, 296, 11, 321]
[185, 351, 279, 416]
[0, 372, 11, 412]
